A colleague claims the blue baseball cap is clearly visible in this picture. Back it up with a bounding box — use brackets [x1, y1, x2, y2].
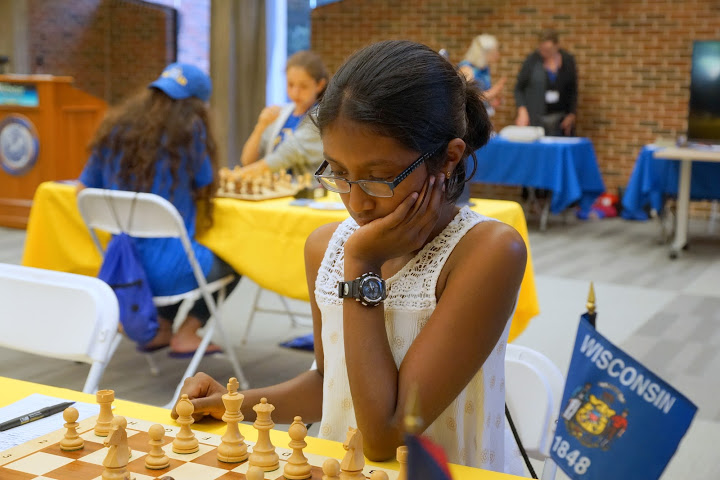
[149, 63, 212, 102]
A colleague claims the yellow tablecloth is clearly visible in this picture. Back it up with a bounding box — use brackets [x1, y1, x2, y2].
[0, 377, 523, 479]
[22, 181, 539, 341]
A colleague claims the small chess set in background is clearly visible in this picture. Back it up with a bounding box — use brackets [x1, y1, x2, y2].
[217, 167, 316, 201]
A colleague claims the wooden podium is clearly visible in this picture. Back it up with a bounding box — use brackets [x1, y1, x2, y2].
[0, 75, 107, 228]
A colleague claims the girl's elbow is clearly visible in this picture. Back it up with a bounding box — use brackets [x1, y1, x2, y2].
[363, 443, 397, 463]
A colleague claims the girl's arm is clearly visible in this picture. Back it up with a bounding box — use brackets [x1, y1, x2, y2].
[170, 222, 339, 425]
[240, 106, 282, 166]
[342, 177, 527, 460]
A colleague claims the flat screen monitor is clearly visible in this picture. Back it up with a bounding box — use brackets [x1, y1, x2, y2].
[687, 40, 720, 144]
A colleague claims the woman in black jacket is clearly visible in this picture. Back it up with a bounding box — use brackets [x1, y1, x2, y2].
[514, 29, 578, 136]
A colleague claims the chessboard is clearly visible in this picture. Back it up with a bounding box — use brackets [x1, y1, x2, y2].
[0, 391, 399, 480]
[0, 415, 400, 480]
[216, 167, 314, 201]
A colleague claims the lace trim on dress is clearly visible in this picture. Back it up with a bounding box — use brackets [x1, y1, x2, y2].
[314, 207, 494, 310]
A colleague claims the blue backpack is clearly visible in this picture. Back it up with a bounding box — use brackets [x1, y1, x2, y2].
[97, 195, 158, 345]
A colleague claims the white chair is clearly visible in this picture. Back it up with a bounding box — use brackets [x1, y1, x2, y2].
[0, 263, 122, 394]
[77, 188, 249, 407]
[241, 280, 312, 345]
[505, 344, 566, 480]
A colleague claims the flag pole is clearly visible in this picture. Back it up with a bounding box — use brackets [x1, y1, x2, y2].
[586, 281, 597, 328]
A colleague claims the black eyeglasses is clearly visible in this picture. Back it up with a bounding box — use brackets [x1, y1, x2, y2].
[314, 148, 439, 198]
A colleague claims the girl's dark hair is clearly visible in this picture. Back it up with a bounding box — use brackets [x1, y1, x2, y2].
[89, 88, 218, 229]
[315, 40, 491, 202]
[286, 50, 331, 97]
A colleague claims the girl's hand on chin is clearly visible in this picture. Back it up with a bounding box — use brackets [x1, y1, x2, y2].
[344, 173, 446, 267]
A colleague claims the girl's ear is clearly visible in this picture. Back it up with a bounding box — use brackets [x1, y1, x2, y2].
[443, 138, 466, 176]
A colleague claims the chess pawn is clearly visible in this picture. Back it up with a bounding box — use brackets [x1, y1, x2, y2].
[248, 397, 279, 471]
[145, 424, 170, 470]
[322, 458, 340, 480]
[396, 445, 408, 480]
[370, 471, 389, 480]
[95, 389, 115, 437]
[283, 416, 311, 479]
[246, 465, 266, 480]
[60, 407, 84, 451]
[172, 394, 199, 454]
[217, 377, 249, 463]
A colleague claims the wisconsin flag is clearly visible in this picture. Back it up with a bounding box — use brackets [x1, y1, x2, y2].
[551, 314, 697, 480]
[405, 433, 453, 480]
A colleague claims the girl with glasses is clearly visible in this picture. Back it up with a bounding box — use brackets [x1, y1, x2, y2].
[174, 40, 527, 474]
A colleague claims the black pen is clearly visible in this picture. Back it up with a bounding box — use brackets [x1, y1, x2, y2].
[0, 401, 76, 432]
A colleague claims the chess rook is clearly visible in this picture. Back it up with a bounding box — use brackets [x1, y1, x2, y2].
[396, 445, 408, 480]
[94, 389, 115, 437]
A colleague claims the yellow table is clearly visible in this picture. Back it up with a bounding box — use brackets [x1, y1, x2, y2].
[0, 377, 523, 479]
[22, 181, 539, 341]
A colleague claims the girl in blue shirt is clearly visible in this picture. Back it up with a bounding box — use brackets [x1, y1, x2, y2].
[78, 63, 239, 357]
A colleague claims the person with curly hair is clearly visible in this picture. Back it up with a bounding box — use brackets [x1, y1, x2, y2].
[77, 63, 238, 357]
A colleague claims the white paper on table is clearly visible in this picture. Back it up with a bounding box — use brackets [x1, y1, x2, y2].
[538, 136, 585, 144]
[0, 393, 100, 451]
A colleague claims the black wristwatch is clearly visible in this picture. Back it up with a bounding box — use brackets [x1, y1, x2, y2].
[337, 272, 387, 307]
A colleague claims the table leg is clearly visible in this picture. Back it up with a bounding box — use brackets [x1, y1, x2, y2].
[670, 159, 692, 259]
[540, 193, 551, 232]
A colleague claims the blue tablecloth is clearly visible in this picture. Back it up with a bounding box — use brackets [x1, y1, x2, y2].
[621, 145, 720, 220]
[471, 136, 605, 214]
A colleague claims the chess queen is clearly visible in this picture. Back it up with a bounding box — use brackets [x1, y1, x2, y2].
[174, 40, 527, 476]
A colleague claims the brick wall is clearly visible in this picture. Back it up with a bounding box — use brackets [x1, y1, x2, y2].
[311, 0, 720, 206]
[149, 0, 210, 72]
[27, 0, 176, 104]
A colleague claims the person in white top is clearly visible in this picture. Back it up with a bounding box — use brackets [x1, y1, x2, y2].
[173, 40, 527, 474]
[239, 50, 329, 175]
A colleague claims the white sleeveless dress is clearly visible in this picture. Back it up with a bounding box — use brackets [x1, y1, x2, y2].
[313, 206, 523, 474]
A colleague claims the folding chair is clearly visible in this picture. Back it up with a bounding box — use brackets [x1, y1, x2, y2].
[241, 280, 312, 345]
[505, 344, 566, 480]
[0, 263, 122, 394]
[77, 188, 249, 407]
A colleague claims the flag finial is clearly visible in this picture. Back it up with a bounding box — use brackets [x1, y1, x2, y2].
[586, 282, 596, 314]
[404, 384, 424, 435]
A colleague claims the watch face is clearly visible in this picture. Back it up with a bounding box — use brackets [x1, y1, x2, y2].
[360, 277, 383, 301]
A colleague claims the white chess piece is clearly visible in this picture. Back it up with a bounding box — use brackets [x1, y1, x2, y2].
[60, 407, 84, 451]
[145, 424, 170, 470]
[217, 377, 249, 463]
[172, 394, 199, 454]
[248, 398, 279, 471]
[283, 416, 311, 479]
